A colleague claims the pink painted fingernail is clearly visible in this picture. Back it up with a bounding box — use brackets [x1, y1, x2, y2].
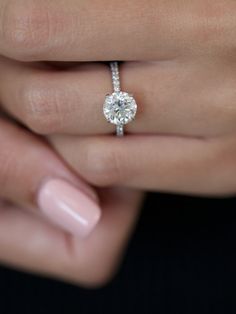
[38, 179, 101, 238]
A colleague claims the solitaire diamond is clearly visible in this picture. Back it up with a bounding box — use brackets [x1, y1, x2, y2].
[103, 91, 137, 125]
[103, 61, 138, 136]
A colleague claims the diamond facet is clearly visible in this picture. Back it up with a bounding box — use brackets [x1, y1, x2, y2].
[103, 92, 137, 125]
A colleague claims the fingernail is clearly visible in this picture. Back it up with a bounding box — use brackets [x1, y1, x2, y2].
[37, 179, 101, 238]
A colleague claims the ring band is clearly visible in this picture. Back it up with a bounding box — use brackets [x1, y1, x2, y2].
[103, 62, 137, 136]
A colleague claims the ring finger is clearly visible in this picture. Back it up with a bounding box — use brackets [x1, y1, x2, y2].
[0, 56, 236, 137]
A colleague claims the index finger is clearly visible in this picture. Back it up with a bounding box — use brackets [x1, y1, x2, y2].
[0, 0, 232, 62]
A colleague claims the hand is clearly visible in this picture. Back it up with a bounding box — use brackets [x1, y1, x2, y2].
[0, 98, 143, 287]
[0, 0, 235, 286]
[0, 1, 149, 286]
[0, 185, 142, 287]
[0, 117, 143, 286]
[1, 58, 236, 196]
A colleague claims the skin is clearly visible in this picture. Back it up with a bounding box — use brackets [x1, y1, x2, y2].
[0, 0, 236, 285]
[0, 117, 143, 287]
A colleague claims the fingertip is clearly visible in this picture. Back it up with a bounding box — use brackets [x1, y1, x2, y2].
[37, 178, 101, 238]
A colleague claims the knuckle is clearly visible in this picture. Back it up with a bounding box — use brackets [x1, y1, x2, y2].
[1, 0, 57, 60]
[85, 143, 125, 186]
[21, 83, 64, 134]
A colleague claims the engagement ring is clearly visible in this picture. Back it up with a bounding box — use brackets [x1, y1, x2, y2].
[103, 62, 137, 136]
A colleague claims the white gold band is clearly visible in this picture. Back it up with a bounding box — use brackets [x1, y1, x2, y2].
[116, 124, 124, 136]
[110, 62, 123, 136]
[110, 61, 121, 93]
[103, 62, 137, 136]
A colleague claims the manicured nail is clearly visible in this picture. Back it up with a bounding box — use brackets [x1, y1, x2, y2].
[38, 179, 101, 238]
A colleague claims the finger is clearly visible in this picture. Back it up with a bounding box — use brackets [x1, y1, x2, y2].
[1, 58, 236, 137]
[0, 189, 143, 287]
[0, 0, 235, 62]
[0, 118, 101, 238]
[49, 134, 236, 197]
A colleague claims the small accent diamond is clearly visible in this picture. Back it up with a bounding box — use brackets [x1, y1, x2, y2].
[103, 91, 137, 125]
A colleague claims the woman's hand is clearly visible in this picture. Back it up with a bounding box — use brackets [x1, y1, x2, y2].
[1, 0, 236, 196]
[0, 117, 143, 286]
[0, 186, 142, 288]
[1, 56, 236, 196]
[1, 0, 236, 197]
[0, 0, 235, 286]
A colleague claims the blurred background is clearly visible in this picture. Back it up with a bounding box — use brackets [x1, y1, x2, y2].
[0, 193, 235, 314]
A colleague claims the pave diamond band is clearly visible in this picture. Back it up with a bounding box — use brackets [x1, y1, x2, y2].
[110, 61, 121, 92]
[103, 62, 137, 136]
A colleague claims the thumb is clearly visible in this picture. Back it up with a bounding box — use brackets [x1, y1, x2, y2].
[0, 118, 101, 238]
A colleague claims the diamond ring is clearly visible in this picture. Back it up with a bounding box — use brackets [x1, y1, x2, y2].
[103, 62, 137, 136]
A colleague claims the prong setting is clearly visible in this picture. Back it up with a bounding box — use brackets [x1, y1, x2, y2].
[103, 91, 137, 126]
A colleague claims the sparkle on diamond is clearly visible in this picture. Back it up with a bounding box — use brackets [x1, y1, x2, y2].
[103, 92, 137, 125]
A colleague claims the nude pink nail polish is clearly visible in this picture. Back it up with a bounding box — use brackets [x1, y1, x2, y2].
[38, 179, 101, 238]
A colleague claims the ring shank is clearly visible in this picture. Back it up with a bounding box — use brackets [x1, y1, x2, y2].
[116, 125, 124, 136]
[110, 62, 121, 93]
[111, 62, 124, 136]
